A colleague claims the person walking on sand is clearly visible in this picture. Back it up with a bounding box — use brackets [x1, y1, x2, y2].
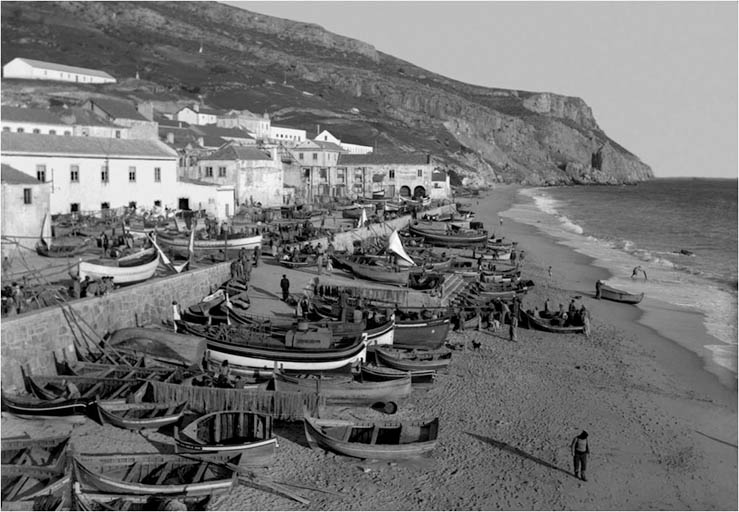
[280, 274, 290, 302]
[580, 305, 592, 338]
[571, 431, 590, 481]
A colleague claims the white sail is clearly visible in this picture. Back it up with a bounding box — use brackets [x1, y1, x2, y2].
[357, 208, 368, 228]
[387, 230, 415, 266]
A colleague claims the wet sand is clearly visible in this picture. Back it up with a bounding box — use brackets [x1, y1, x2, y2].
[3, 186, 736, 510]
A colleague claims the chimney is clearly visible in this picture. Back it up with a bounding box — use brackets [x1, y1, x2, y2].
[316, 124, 320, 138]
[166, 132, 175, 144]
[192, 103, 200, 113]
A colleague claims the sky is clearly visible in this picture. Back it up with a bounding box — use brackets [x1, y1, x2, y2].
[230, 1, 738, 178]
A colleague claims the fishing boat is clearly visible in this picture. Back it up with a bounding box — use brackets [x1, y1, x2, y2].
[95, 401, 187, 430]
[278, 253, 317, 269]
[174, 410, 276, 468]
[180, 322, 368, 371]
[336, 256, 413, 286]
[2, 436, 71, 505]
[598, 282, 645, 304]
[375, 347, 453, 372]
[106, 327, 207, 369]
[359, 363, 436, 385]
[185, 289, 251, 325]
[36, 237, 90, 258]
[73, 452, 238, 497]
[69, 247, 159, 285]
[303, 415, 439, 459]
[72, 482, 211, 511]
[393, 315, 451, 350]
[521, 310, 586, 334]
[156, 231, 262, 258]
[408, 221, 488, 248]
[54, 354, 198, 383]
[273, 368, 412, 404]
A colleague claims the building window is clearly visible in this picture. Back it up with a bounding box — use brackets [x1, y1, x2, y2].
[23, 188, 32, 205]
[204, 166, 213, 178]
[36, 165, 46, 182]
[319, 168, 327, 179]
[298, 153, 304, 160]
[2, 127, 9, 132]
[70, 165, 79, 182]
[154, 167, 161, 182]
[64, 131, 71, 136]
[218, 166, 226, 177]
[49, 130, 56, 135]
[70, 203, 80, 213]
[101, 165, 109, 183]
[17, 128, 24, 133]
[129, 166, 136, 182]
[417, 169, 423, 177]
[154, 200, 161, 207]
[303, 168, 311, 178]
[101, 202, 110, 210]
[128, 201, 137, 209]
[312, 153, 318, 161]
[389, 170, 395, 179]
[115, 130, 121, 139]
[32, 128, 40, 134]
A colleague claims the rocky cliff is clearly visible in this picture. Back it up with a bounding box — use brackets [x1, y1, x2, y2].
[1, 1, 653, 186]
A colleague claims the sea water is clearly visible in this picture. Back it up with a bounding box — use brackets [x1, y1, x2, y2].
[500, 179, 738, 385]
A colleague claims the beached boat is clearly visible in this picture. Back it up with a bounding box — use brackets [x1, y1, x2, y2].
[409, 222, 488, 248]
[278, 253, 317, 269]
[72, 482, 211, 511]
[73, 452, 238, 496]
[95, 401, 187, 430]
[156, 231, 262, 257]
[106, 327, 206, 369]
[359, 363, 436, 385]
[598, 282, 645, 304]
[36, 237, 90, 258]
[273, 368, 412, 404]
[521, 310, 586, 334]
[180, 322, 368, 371]
[303, 415, 439, 460]
[54, 354, 197, 383]
[393, 315, 451, 350]
[185, 289, 251, 325]
[70, 247, 159, 285]
[2, 436, 71, 505]
[375, 347, 453, 372]
[174, 410, 276, 468]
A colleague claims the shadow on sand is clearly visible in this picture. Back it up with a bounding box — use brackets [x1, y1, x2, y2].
[465, 432, 575, 478]
[250, 286, 282, 300]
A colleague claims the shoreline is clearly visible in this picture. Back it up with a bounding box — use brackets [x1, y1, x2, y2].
[496, 184, 738, 392]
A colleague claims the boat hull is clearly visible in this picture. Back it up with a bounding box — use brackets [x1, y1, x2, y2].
[107, 327, 206, 368]
[600, 284, 644, 304]
[522, 311, 585, 334]
[157, 233, 262, 257]
[375, 347, 452, 372]
[96, 401, 187, 430]
[274, 369, 411, 404]
[71, 249, 159, 285]
[393, 317, 450, 350]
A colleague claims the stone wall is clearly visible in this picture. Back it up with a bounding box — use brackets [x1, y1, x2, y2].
[1, 262, 231, 390]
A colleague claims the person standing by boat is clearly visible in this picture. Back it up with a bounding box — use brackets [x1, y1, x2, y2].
[254, 245, 261, 267]
[101, 232, 109, 257]
[280, 275, 290, 302]
[171, 301, 182, 332]
[595, 280, 603, 299]
[571, 431, 590, 481]
[580, 305, 592, 338]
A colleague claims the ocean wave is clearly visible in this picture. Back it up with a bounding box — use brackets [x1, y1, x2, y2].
[558, 216, 584, 234]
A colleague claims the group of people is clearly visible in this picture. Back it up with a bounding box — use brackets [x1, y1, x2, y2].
[70, 275, 114, 299]
[538, 298, 591, 336]
[2, 281, 27, 317]
[451, 296, 522, 342]
[229, 247, 260, 282]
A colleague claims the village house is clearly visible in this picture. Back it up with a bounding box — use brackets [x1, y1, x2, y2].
[289, 140, 345, 201]
[217, 110, 271, 140]
[315, 129, 374, 155]
[174, 177, 235, 221]
[1, 133, 179, 215]
[190, 125, 255, 147]
[269, 124, 307, 145]
[83, 98, 158, 140]
[196, 143, 284, 208]
[2, 57, 116, 84]
[336, 152, 451, 200]
[175, 104, 224, 126]
[1, 164, 51, 259]
[1, 106, 129, 139]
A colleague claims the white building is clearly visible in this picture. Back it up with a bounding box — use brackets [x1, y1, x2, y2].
[1, 133, 179, 215]
[1, 106, 129, 139]
[175, 105, 223, 126]
[219, 111, 271, 140]
[2, 57, 116, 84]
[315, 129, 373, 155]
[176, 178, 235, 221]
[269, 124, 307, 144]
[1, 163, 51, 260]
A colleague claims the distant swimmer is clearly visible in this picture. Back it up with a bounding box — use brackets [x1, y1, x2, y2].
[631, 266, 648, 280]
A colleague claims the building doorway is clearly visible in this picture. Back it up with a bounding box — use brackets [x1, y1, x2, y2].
[178, 197, 190, 210]
[399, 185, 411, 198]
[413, 185, 426, 199]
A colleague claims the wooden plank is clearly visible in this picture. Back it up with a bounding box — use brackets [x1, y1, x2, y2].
[122, 462, 141, 483]
[154, 462, 172, 485]
[81, 382, 104, 399]
[192, 461, 208, 483]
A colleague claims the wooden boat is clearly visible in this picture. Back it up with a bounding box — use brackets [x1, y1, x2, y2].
[73, 452, 238, 496]
[72, 483, 210, 511]
[54, 354, 198, 383]
[409, 222, 488, 248]
[278, 253, 317, 269]
[359, 363, 436, 385]
[156, 231, 262, 257]
[375, 347, 453, 372]
[274, 368, 412, 404]
[95, 401, 187, 430]
[36, 237, 90, 258]
[2, 436, 71, 504]
[70, 247, 159, 285]
[106, 327, 206, 369]
[303, 415, 439, 459]
[180, 322, 368, 371]
[393, 315, 451, 350]
[521, 310, 586, 334]
[336, 256, 413, 286]
[598, 282, 644, 304]
[174, 410, 276, 467]
[185, 289, 251, 325]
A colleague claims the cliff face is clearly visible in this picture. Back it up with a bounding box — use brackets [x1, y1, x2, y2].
[1, 1, 653, 186]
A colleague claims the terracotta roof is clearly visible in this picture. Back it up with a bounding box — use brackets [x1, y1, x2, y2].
[204, 144, 272, 161]
[2, 133, 178, 159]
[338, 153, 432, 166]
[6, 57, 115, 80]
[1, 163, 42, 185]
[1, 106, 63, 125]
[88, 98, 149, 121]
[191, 125, 254, 139]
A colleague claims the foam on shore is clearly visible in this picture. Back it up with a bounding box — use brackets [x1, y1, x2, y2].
[500, 187, 738, 388]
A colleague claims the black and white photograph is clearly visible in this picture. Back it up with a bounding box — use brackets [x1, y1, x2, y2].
[0, 1, 736, 510]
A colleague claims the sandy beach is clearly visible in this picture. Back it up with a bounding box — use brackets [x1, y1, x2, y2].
[3, 185, 736, 510]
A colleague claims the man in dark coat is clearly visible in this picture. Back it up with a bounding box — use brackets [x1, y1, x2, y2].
[280, 274, 290, 301]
